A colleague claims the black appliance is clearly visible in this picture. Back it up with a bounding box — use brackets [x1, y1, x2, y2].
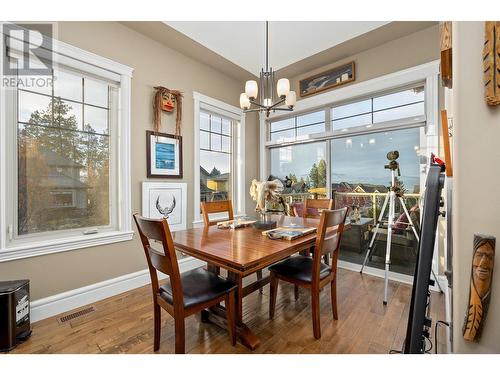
[0, 280, 32, 352]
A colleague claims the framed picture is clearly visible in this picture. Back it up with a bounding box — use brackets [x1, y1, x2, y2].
[146, 130, 183, 178]
[142, 182, 187, 231]
[299, 61, 355, 97]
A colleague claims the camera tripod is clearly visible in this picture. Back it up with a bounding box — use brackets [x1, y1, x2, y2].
[360, 157, 443, 305]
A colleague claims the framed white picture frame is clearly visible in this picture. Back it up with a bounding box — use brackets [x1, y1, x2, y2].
[141, 182, 187, 231]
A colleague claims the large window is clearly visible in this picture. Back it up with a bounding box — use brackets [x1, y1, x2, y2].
[270, 110, 325, 141]
[331, 127, 423, 275]
[193, 92, 245, 224]
[199, 111, 233, 204]
[17, 67, 114, 235]
[332, 86, 424, 132]
[264, 75, 437, 278]
[270, 142, 327, 201]
[1, 28, 133, 261]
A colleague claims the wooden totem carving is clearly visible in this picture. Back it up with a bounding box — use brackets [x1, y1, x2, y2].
[463, 234, 495, 342]
[483, 22, 500, 106]
[440, 21, 452, 88]
[153, 86, 183, 137]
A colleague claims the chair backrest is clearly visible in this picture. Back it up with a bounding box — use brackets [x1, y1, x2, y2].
[133, 214, 183, 307]
[311, 207, 349, 284]
[303, 198, 334, 218]
[201, 200, 234, 227]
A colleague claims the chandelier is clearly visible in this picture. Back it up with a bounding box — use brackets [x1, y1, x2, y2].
[239, 21, 296, 117]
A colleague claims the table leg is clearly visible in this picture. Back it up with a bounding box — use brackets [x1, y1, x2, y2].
[227, 271, 260, 350]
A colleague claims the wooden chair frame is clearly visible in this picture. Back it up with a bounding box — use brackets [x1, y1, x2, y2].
[269, 207, 348, 339]
[133, 214, 236, 353]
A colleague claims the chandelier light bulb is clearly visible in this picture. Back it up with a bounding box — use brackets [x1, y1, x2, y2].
[277, 78, 290, 98]
[245, 80, 258, 100]
[285, 91, 296, 107]
[239, 93, 250, 110]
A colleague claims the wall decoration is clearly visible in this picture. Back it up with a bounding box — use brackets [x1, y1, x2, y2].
[440, 110, 453, 177]
[146, 130, 183, 178]
[440, 21, 453, 89]
[463, 234, 495, 342]
[153, 86, 183, 136]
[142, 182, 187, 232]
[299, 61, 355, 97]
[483, 22, 500, 106]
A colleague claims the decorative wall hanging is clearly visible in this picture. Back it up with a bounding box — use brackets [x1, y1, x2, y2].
[142, 182, 187, 232]
[440, 110, 453, 177]
[153, 86, 183, 136]
[463, 234, 495, 342]
[146, 130, 183, 178]
[299, 61, 355, 98]
[483, 21, 500, 106]
[440, 21, 452, 89]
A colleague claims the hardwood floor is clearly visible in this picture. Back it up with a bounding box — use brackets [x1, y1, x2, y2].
[11, 268, 447, 354]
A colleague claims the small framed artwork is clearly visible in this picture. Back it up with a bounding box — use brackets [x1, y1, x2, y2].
[299, 61, 355, 97]
[142, 182, 187, 231]
[146, 130, 183, 178]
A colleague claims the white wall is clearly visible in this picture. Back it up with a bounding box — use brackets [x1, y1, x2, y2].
[452, 21, 500, 353]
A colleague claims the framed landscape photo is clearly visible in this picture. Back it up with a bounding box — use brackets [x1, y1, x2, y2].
[299, 61, 355, 97]
[146, 130, 183, 178]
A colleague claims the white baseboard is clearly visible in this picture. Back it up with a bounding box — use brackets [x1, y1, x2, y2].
[30, 257, 205, 323]
[338, 260, 414, 285]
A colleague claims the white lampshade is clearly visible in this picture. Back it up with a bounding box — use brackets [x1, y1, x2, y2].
[263, 98, 272, 107]
[285, 91, 296, 107]
[277, 78, 290, 98]
[245, 80, 258, 99]
[239, 93, 250, 110]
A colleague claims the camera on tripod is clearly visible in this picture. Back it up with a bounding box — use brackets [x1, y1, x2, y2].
[384, 150, 401, 176]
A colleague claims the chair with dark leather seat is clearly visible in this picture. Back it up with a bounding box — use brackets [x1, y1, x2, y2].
[133, 214, 237, 354]
[268, 207, 348, 339]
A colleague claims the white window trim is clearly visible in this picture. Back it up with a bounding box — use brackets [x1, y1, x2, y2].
[259, 60, 441, 287]
[192, 91, 246, 226]
[0, 25, 134, 262]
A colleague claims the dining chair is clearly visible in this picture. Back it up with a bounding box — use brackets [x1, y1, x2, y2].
[133, 214, 237, 354]
[201, 200, 264, 293]
[268, 207, 348, 339]
[302, 198, 334, 218]
[294, 198, 335, 299]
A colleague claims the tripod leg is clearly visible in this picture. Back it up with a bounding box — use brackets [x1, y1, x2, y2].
[360, 193, 389, 274]
[383, 191, 396, 305]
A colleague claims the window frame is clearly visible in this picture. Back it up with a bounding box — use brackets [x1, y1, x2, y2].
[260, 60, 440, 286]
[0, 24, 134, 262]
[192, 91, 246, 226]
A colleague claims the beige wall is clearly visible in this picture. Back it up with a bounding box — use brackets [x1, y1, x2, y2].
[452, 21, 500, 353]
[0, 21, 259, 300]
[288, 25, 439, 99]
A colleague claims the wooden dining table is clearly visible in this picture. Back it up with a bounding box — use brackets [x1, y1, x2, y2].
[172, 214, 324, 350]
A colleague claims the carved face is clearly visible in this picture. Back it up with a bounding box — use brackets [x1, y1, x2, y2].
[472, 241, 494, 298]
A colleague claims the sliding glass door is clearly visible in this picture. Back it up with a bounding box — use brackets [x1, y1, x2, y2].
[330, 127, 423, 275]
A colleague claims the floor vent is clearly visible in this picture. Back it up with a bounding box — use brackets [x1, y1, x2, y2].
[58, 306, 96, 323]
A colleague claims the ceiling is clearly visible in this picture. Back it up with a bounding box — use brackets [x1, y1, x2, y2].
[164, 21, 390, 76]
